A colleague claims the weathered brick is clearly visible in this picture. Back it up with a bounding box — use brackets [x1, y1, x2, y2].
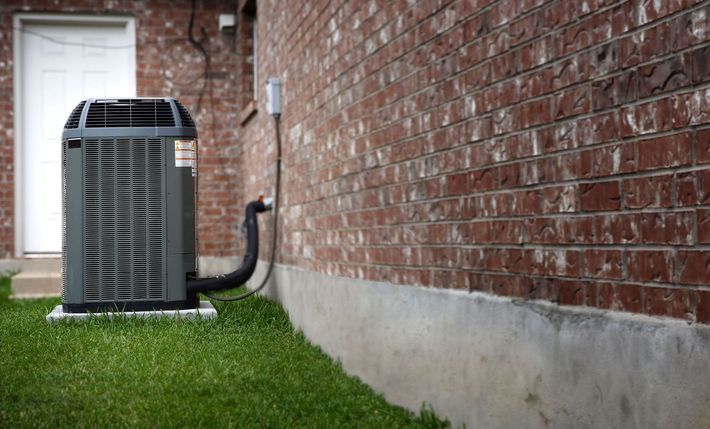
[623, 174, 673, 209]
[627, 250, 674, 283]
[672, 88, 710, 128]
[581, 143, 637, 178]
[637, 132, 692, 171]
[644, 287, 698, 321]
[640, 212, 694, 245]
[542, 185, 577, 213]
[697, 209, 710, 244]
[690, 45, 710, 84]
[621, 97, 673, 137]
[697, 128, 710, 164]
[594, 214, 640, 244]
[598, 283, 642, 313]
[699, 290, 710, 324]
[637, 54, 692, 98]
[678, 251, 710, 285]
[553, 86, 590, 120]
[559, 280, 596, 307]
[580, 181, 621, 211]
[583, 249, 624, 280]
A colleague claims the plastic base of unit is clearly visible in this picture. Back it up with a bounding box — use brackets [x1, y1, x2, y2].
[46, 300, 217, 323]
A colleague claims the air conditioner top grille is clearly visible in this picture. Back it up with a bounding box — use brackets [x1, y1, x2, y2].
[63, 97, 197, 131]
[85, 99, 175, 128]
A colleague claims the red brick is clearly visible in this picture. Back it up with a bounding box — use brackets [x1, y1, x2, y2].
[576, 112, 619, 146]
[581, 143, 637, 178]
[640, 212, 694, 245]
[697, 209, 710, 244]
[697, 128, 710, 164]
[542, 185, 577, 213]
[637, 54, 692, 98]
[672, 88, 710, 128]
[637, 133, 692, 171]
[623, 174, 673, 209]
[593, 214, 640, 244]
[526, 277, 560, 303]
[598, 283, 642, 313]
[698, 169, 710, 205]
[644, 287, 698, 321]
[627, 250, 674, 283]
[559, 281, 596, 307]
[580, 181, 621, 211]
[445, 173, 470, 196]
[678, 251, 710, 285]
[690, 45, 710, 84]
[669, 6, 710, 52]
[698, 291, 710, 324]
[583, 250, 624, 280]
[621, 98, 673, 137]
[553, 86, 590, 119]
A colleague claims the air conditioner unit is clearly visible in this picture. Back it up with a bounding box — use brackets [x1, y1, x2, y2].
[60, 98, 200, 312]
[60, 97, 272, 316]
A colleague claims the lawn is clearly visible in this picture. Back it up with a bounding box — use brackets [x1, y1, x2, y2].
[0, 274, 448, 428]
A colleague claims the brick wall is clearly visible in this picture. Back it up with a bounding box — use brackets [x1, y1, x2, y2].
[2, 0, 709, 324]
[241, 0, 710, 323]
[0, 0, 243, 259]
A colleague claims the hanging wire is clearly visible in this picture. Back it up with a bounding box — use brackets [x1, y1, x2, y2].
[11, 26, 168, 49]
[203, 114, 282, 302]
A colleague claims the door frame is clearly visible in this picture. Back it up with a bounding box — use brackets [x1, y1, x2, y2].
[13, 13, 136, 257]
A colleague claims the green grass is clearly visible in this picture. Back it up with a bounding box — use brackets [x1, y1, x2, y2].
[0, 274, 449, 428]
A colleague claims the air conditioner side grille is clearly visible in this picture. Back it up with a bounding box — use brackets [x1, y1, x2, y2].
[64, 101, 86, 129]
[83, 138, 166, 302]
[175, 101, 195, 128]
[85, 99, 176, 128]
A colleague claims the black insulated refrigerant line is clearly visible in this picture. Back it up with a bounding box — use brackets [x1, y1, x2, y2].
[186, 199, 268, 296]
[186, 115, 282, 301]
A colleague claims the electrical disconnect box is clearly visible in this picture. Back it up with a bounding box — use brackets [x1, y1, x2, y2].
[266, 78, 281, 116]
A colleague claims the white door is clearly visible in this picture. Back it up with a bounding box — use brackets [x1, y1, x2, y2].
[20, 20, 136, 254]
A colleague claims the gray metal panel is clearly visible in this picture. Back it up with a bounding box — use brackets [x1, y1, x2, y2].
[82, 138, 166, 303]
[165, 137, 196, 302]
[62, 140, 85, 304]
[78, 127, 197, 139]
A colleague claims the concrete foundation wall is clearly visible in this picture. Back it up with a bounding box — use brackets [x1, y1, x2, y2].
[198, 256, 241, 277]
[250, 262, 710, 429]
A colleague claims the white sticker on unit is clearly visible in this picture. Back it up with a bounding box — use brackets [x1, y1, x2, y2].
[175, 140, 196, 168]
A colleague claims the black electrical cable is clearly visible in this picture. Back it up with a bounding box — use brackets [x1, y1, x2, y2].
[204, 114, 282, 302]
[160, 0, 211, 112]
[12, 26, 173, 48]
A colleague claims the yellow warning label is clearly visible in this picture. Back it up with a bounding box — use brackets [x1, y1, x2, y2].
[175, 140, 196, 168]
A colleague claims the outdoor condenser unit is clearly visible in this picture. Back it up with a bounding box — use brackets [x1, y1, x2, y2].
[61, 97, 201, 312]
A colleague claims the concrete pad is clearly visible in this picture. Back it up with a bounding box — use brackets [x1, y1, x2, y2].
[46, 301, 217, 323]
